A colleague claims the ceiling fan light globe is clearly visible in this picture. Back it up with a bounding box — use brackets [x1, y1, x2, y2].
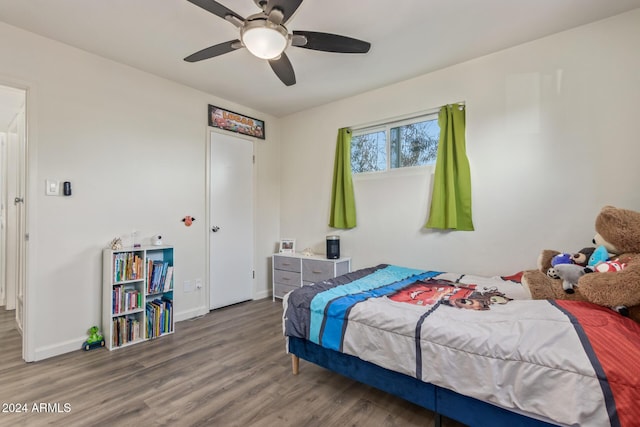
[242, 23, 288, 60]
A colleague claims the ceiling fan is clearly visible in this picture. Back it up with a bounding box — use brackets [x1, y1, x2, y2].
[184, 0, 371, 86]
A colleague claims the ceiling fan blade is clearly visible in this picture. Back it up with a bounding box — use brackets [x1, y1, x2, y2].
[184, 40, 241, 62]
[268, 53, 296, 86]
[292, 31, 371, 53]
[187, 0, 244, 23]
[266, 0, 303, 24]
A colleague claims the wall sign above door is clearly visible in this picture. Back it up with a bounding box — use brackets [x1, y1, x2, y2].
[208, 105, 265, 140]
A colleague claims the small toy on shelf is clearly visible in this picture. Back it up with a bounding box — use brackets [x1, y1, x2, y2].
[82, 326, 105, 351]
[109, 237, 123, 250]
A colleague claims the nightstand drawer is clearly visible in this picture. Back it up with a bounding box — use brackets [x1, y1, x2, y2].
[274, 269, 301, 286]
[274, 255, 301, 272]
[274, 283, 299, 299]
[272, 253, 351, 300]
[302, 259, 334, 283]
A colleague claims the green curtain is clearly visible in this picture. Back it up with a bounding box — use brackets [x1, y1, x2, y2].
[425, 105, 474, 230]
[329, 128, 357, 229]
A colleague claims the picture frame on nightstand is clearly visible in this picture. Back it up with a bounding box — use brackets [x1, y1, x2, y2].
[279, 238, 296, 253]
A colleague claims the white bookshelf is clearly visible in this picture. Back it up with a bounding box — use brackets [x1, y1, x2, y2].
[102, 245, 174, 350]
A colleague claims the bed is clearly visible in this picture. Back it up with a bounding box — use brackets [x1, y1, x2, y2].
[282, 264, 640, 427]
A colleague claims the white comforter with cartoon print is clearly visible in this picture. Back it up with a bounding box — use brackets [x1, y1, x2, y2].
[283, 264, 640, 427]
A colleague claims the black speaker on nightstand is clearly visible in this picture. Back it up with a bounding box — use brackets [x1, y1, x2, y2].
[326, 235, 340, 259]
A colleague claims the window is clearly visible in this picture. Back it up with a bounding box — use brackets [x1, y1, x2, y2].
[351, 114, 440, 173]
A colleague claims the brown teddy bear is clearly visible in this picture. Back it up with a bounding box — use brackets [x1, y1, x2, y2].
[523, 205, 640, 323]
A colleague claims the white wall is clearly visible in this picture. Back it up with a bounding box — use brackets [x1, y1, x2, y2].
[279, 10, 640, 276]
[0, 23, 280, 360]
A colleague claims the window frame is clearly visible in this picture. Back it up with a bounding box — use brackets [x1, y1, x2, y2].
[351, 112, 439, 175]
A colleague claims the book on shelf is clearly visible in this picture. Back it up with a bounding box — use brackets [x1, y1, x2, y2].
[111, 285, 142, 314]
[112, 315, 141, 347]
[147, 260, 172, 294]
[164, 266, 174, 292]
[160, 262, 168, 289]
[145, 297, 173, 339]
[112, 252, 143, 282]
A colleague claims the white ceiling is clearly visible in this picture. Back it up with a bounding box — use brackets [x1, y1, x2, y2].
[1, 0, 639, 117]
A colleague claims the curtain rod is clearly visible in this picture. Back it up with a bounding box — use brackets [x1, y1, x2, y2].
[349, 101, 465, 132]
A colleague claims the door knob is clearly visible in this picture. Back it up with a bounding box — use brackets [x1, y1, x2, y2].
[211, 226, 220, 232]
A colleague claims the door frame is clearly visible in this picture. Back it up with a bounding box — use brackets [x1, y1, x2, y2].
[205, 128, 257, 310]
[0, 132, 5, 307]
[5, 111, 21, 312]
[0, 77, 34, 362]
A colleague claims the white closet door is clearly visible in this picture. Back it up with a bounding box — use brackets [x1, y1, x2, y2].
[209, 131, 254, 309]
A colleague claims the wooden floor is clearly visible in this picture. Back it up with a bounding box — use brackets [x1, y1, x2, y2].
[0, 299, 467, 427]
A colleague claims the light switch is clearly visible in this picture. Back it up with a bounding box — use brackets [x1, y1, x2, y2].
[46, 179, 59, 196]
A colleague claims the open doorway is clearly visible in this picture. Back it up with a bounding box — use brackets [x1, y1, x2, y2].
[0, 83, 27, 360]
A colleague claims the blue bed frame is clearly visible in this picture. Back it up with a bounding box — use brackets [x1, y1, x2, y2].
[288, 336, 557, 427]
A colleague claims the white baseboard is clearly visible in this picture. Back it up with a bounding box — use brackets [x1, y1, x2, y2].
[175, 305, 209, 322]
[253, 289, 271, 300]
[34, 337, 86, 361]
[33, 306, 209, 361]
